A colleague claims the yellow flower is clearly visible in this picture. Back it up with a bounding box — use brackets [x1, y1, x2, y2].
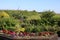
[20, 28, 25, 32]
[0, 12, 9, 18]
[15, 27, 25, 32]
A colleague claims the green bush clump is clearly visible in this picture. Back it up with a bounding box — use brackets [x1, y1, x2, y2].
[0, 17, 20, 31]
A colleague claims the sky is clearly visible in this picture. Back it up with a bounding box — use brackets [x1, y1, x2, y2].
[0, 0, 60, 13]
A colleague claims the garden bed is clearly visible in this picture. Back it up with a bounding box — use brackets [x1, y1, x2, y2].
[0, 34, 58, 40]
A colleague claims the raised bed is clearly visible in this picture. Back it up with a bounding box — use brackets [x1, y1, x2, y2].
[0, 34, 58, 40]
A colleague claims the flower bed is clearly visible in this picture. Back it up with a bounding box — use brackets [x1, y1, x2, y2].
[0, 31, 58, 40]
[0, 34, 58, 40]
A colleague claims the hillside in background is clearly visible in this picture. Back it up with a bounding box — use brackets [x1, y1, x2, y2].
[0, 10, 60, 20]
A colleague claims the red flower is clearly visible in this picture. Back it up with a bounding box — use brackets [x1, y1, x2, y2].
[19, 32, 24, 36]
[23, 32, 27, 36]
[49, 32, 54, 35]
[2, 30, 8, 34]
[30, 33, 35, 36]
[7, 31, 15, 35]
[44, 32, 49, 35]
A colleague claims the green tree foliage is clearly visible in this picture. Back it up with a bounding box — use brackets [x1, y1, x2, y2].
[0, 17, 20, 31]
[40, 10, 56, 26]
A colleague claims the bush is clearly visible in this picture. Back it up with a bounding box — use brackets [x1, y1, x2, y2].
[0, 11, 9, 18]
[40, 11, 56, 26]
[0, 17, 20, 31]
[31, 27, 40, 33]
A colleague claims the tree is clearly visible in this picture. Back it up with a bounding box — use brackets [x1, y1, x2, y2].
[40, 10, 56, 26]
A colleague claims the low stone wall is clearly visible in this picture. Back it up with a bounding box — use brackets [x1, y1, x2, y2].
[0, 34, 58, 40]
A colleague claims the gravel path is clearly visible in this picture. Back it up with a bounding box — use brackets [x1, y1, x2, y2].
[58, 37, 60, 40]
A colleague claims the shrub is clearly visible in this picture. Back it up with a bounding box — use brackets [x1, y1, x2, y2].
[0, 17, 20, 31]
[0, 11, 9, 18]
